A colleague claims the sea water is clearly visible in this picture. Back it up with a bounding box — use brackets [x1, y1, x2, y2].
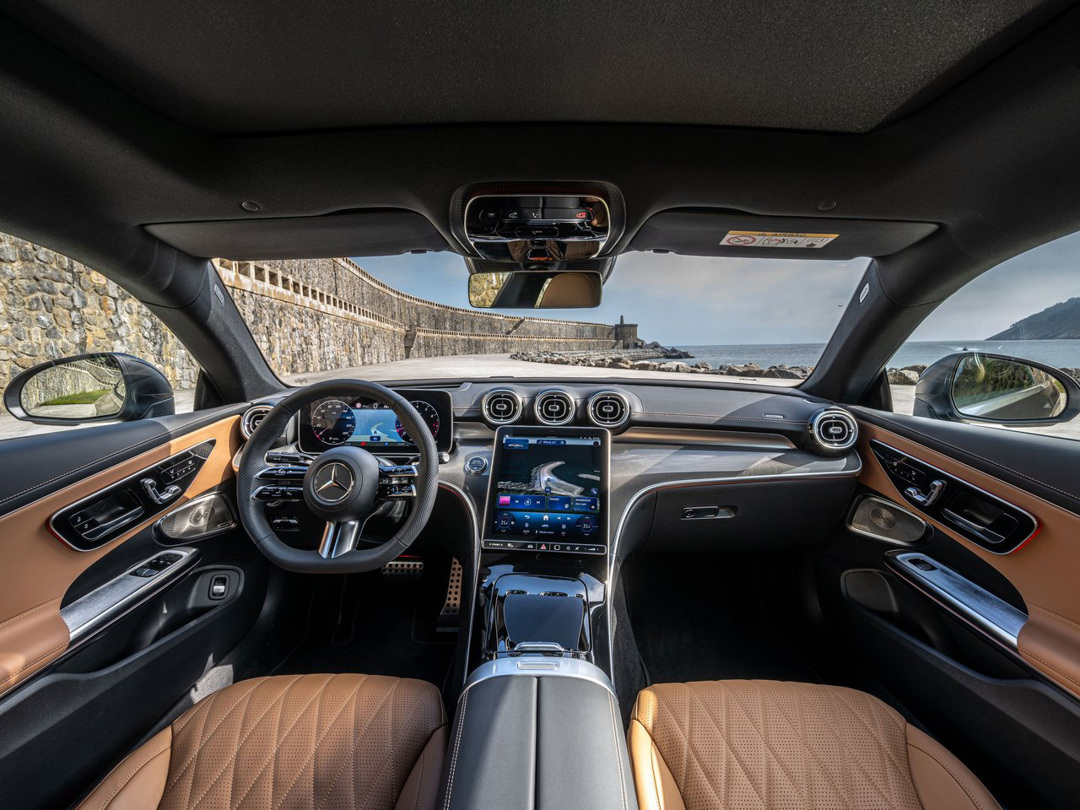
[675, 340, 1080, 370]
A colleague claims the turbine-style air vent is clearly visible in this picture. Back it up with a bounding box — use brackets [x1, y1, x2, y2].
[808, 408, 858, 454]
[587, 391, 631, 430]
[482, 389, 523, 425]
[534, 390, 577, 426]
[241, 405, 273, 440]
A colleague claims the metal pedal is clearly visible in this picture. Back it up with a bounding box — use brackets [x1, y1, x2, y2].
[381, 558, 424, 581]
[438, 557, 463, 632]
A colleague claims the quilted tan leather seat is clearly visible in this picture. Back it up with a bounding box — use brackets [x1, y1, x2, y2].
[79, 673, 447, 810]
[629, 680, 1000, 810]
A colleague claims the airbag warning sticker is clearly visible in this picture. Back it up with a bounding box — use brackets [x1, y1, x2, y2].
[722, 231, 838, 249]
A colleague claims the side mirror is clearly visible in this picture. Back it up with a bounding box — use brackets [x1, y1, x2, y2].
[468, 271, 602, 309]
[914, 352, 1080, 426]
[4, 353, 175, 425]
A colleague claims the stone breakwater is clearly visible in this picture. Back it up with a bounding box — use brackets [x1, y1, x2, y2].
[510, 348, 812, 379]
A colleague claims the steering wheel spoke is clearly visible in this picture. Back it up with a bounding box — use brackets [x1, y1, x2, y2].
[318, 519, 364, 559]
[376, 463, 418, 500]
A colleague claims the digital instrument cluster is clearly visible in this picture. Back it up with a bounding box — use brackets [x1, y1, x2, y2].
[298, 389, 453, 454]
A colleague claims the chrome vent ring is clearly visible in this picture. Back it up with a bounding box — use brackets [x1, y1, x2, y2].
[808, 408, 858, 454]
[482, 389, 524, 425]
[587, 391, 631, 429]
[241, 405, 273, 440]
[534, 390, 577, 426]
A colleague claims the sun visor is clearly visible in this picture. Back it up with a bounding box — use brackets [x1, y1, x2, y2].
[145, 210, 449, 260]
[630, 210, 937, 259]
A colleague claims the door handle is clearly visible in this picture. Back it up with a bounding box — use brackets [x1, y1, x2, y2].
[141, 478, 182, 505]
[905, 479, 945, 508]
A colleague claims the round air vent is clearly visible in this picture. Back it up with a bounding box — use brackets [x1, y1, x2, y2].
[807, 407, 858, 454]
[482, 389, 523, 425]
[587, 391, 631, 430]
[534, 390, 576, 426]
[241, 405, 273, 440]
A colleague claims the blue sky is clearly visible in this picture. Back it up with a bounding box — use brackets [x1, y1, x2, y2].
[355, 230, 1080, 345]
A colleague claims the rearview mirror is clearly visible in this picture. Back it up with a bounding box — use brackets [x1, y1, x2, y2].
[914, 352, 1080, 426]
[468, 271, 602, 309]
[3, 352, 176, 424]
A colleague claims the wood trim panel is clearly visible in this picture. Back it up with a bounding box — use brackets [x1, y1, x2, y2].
[857, 421, 1080, 698]
[0, 416, 240, 697]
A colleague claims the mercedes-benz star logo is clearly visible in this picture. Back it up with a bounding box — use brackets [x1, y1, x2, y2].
[313, 462, 354, 503]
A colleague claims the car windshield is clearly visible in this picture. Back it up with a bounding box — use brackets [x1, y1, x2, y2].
[220, 252, 869, 386]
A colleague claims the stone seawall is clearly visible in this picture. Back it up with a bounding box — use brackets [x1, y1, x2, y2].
[0, 232, 640, 404]
[218, 257, 638, 376]
[0, 233, 200, 403]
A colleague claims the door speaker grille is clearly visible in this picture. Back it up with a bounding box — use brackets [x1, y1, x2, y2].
[848, 495, 927, 545]
[157, 493, 237, 541]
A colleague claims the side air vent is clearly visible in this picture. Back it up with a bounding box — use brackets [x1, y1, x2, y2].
[534, 390, 577, 426]
[807, 407, 858, 454]
[241, 405, 272, 440]
[587, 391, 631, 430]
[482, 389, 524, 425]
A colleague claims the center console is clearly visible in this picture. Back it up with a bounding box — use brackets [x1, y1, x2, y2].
[449, 427, 636, 807]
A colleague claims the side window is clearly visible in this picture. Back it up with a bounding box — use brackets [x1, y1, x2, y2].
[886, 231, 1080, 441]
[0, 231, 199, 438]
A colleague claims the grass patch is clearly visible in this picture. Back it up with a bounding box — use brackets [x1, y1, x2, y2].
[40, 389, 109, 406]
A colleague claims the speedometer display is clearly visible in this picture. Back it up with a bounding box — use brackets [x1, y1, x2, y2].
[395, 400, 441, 443]
[298, 390, 452, 454]
[310, 399, 356, 445]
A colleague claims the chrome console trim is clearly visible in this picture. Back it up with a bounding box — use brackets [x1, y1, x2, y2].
[439, 480, 483, 686]
[462, 656, 616, 698]
[61, 546, 199, 645]
[887, 552, 1027, 649]
[618, 426, 795, 449]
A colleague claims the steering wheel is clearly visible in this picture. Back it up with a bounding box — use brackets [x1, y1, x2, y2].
[237, 380, 439, 573]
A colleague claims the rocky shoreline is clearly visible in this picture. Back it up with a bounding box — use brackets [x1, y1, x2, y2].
[510, 348, 1080, 385]
[510, 346, 815, 379]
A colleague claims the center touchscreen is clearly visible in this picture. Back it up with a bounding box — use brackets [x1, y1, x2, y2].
[483, 427, 609, 555]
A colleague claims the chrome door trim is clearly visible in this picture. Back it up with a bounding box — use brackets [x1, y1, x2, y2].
[886, 552, 1027, 649]
[61, 546, 200, 646]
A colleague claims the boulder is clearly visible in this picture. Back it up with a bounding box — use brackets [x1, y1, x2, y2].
[887, 368, 920, 385]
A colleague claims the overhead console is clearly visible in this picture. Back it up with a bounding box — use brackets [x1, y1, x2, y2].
[453, 184, 624, 264]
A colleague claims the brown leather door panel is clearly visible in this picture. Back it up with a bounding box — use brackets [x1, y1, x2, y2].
[0, 415, 240, 697]
[857, 420, 1080, 699]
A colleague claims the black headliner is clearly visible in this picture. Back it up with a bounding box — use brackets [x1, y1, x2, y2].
[2, 1, 1080, 404]
[2, 0, 1061, 135]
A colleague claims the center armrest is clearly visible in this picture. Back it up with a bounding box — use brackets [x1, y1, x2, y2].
[438, 658, 638, 810]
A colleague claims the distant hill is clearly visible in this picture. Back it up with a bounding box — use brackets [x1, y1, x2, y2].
[987, 297, 1080, 340]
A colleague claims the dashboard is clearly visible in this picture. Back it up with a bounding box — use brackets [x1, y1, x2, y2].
[297, 389, 453, 454]
[244, 379, 862, 560]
